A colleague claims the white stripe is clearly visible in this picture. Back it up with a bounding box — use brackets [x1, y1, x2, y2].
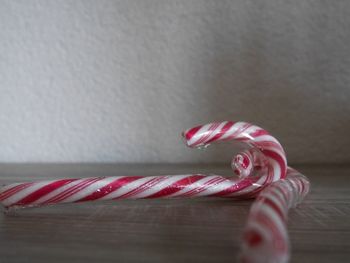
[265, 158, 282, 182]
[226, 175, 266, 197]
[253, 135, 283, 147]
[62, 176, 124, 203]
[242, 124, 260, 135]
[258, 143, 285, 159]
[101, 176, 158, 200]
[33, 179, 91, 204]
[187, 123, 214, 146]
[0, 182, 24, 193]
[200, 121, 228, 144]
[167, 175, 221, 197]
[2, 180, 63, 207]
[259, 204, 288, 238]
[130, 175, 191, 198]
[259, 191, 287, 215]
[268, 186, 288, 208]
[283, 180, 300, 207]
[219, 122, 247, 140]
[189, 178, 233, 196]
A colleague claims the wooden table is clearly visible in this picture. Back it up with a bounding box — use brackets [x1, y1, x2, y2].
[0, 164, 349, 262]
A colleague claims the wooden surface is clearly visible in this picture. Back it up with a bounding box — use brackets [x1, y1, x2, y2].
[0, 164, 349, 263]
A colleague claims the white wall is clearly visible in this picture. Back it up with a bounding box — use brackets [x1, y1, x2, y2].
[1, 0, 349, 163]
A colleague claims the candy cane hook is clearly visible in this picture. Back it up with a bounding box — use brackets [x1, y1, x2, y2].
[0, 121, 310, 263]
[0, 121, 287, 208]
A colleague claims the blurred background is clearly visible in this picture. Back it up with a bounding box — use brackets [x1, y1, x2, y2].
[0, 0, 349, 164]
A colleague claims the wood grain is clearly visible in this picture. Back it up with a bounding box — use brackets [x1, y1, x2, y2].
[0, 164, 349, 263]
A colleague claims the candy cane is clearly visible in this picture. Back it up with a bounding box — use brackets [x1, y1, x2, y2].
[0, 121, 310, 262]
[240, 168, 310, 263]
[0, 121, 286, 208]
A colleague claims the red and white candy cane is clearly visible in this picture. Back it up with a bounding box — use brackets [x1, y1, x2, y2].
[0, 121, 286, 208]
[0, 121, 309, 262]
[241, 168, 310, 263]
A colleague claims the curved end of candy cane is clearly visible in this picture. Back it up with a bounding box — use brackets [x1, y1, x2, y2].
[182, 121, 288, 183]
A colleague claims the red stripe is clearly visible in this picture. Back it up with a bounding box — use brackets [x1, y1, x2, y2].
[43, 178, 98, 204]
[225, 123, 252, 141]
[211, 178, 253, 197]
[294, 179, 303, 194]
[206, 121, 234, 144]
[254, 212, 288, 252]
[42, 179, 91, 204]
[259, 196, 286, 222]
[180, 176, 223, 197]
[178, 177, 218, 197]
[183, 126, 202, 141]
[0, 184, 25, 198]
[242, 153, 251, 168]
[115, 176, 166, 199]
[186, 177, 226, 197]
[296, 178, 305, 194]
[254, 212, 286, 247]
[261, 149, 287, 179]
[250, 129, 269, 137]
[192, 123, 220, 146]
[76, 176, 141, 202]
[267, 188, 288, 212]
[224, 175, 265, 199]
[118, 177, 163, 199]
[282, 180, 296, 201]
[0, 182, 34, 201]
[235, 122, 252, 136]
[15, 179, 77, 206]
[243, 229, 263, 247]
[294, 179, 303, 195]
[147, 175, 205, 198]
[272, 184, 289, 204]
[284, 180, 301, 202]
[54, 177, 103, 203]
[267, 163, 276, 185]
[255, 140, 285, 154]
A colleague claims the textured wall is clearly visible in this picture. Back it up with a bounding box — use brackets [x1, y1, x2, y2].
[0, 0, 349, 163]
